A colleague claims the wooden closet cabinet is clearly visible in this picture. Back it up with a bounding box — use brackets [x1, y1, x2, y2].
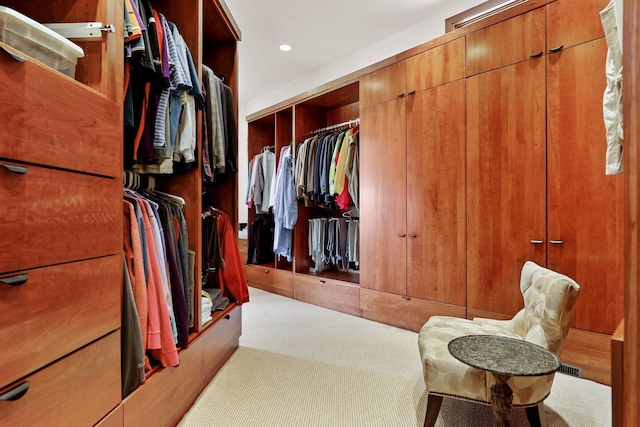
[0, 0, 123, 424]
[467, 0, 623, 334]
[118, 1, 244, 426]
[360, 38, 467, 331]
[245, 109, 295, 297]
[291, 85, 361, 316]
[359, 37, 465, 108]
[466, 57, 548, 319]
[546, 34, 624, 333]
[245, 83, 362, 317]
[2, 0, 244, 425]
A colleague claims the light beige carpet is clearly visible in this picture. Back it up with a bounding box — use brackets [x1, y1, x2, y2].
[179, 287, 611, 427]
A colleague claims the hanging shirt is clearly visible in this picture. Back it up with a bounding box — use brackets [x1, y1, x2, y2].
[273, 146, 298, 261]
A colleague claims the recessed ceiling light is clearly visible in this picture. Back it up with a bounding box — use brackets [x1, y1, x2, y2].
[279, 44, 292, 52]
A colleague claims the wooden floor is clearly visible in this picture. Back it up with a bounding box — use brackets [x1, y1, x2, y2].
[560, 327, 612, 386]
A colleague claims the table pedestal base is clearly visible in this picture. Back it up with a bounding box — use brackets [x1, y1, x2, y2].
[491, 373, 513, 427]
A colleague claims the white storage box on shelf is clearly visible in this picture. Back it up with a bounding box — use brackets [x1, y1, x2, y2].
[0, 6, 84, 78]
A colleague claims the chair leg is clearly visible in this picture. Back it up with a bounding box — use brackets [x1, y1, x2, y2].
[423, 393, 443, 427]
[525, 403, 546, 427]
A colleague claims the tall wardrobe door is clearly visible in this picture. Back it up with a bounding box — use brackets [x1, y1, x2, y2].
[360, 98, 407, 294]
[406, 81, 466, 305]
[466, 58, 547, 318]
[547, 38, 624, 334]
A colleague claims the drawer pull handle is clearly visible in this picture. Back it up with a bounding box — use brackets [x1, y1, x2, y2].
[550, 240, 564, 245]
[398, 93, 406, 98]
[402, 295, 411, 301]
[0, 381, 29, 401]
[397, 233, 406, 238]
[0, 274, 29, 286]
[530, 51, 543, 58]
[408, 90, 417, 95]
[549, 45, 564, 53]
[408, 234, 417, 238]
[224, 315, 230, 320]
[0, 163, 29, 174]
[530, 239, 544, 244]
[0, 46, 26, 63]
[319, 280, 326, 284]
[264, 269, 269, 273]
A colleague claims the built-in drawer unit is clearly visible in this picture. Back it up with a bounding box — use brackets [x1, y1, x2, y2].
[0, 255, 121, 388]
[360, 288, 466, 332]
[0, 41, 120, 178]
[293, 274, 361, 316]
[0, 331, 121, 427]
[0, 161, 120, 273]
[245, 264, 293, 297]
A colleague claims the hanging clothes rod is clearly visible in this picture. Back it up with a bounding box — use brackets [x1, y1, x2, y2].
[312, 118, 359, 135]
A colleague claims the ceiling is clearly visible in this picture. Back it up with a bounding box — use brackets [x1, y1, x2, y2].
[223, 0, 484, 106]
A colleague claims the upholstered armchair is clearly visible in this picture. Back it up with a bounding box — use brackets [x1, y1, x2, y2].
[418, 261, 580, 427]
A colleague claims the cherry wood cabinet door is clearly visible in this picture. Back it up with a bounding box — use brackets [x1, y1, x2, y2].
[406, 37, 465, 93]
[546, 0, 608, 52]
[466, 7, 545, 77]
[466, 58, 547, 317]
[406, 80, 466, 306]
[359, 61, 406, 109]
[547, 38, 624, 334]
[360, 98, 407, 294]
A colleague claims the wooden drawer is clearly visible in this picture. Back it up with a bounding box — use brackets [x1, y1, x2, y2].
[293, 274, 360, 316]
[245, 265, 293, 297]
[0, 331, 121, 427]
[406, 37, 465, 92]
[0, 42, 121, 178]
[124, 305, 241, 427]
[0, 256, 121, 388]
[466, 7, 545, 76]
[0, 161, 121, 274]
[546, 0, 608, 52]
[360, 288, 466, 332]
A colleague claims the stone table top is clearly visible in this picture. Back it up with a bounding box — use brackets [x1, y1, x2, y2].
[448, 335, 560, 377]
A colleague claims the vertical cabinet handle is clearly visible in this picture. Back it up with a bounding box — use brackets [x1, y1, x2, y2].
[530, 240, 544, 244]
[0, 274, 29, 286]
[0, 381, 30, 401]
[0, 163, 29, 174]
[530, 51, 543, 58]
[549, 45, 564, 53]
[549, 240, 564, 245]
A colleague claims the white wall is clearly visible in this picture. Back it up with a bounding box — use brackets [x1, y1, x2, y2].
[245, 0, 485, 116]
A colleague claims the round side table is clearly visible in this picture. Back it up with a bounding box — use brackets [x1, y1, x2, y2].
[448, 334, 560, 427]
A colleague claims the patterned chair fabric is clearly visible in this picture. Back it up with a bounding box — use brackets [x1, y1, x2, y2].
[418, 261, 580, 407]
